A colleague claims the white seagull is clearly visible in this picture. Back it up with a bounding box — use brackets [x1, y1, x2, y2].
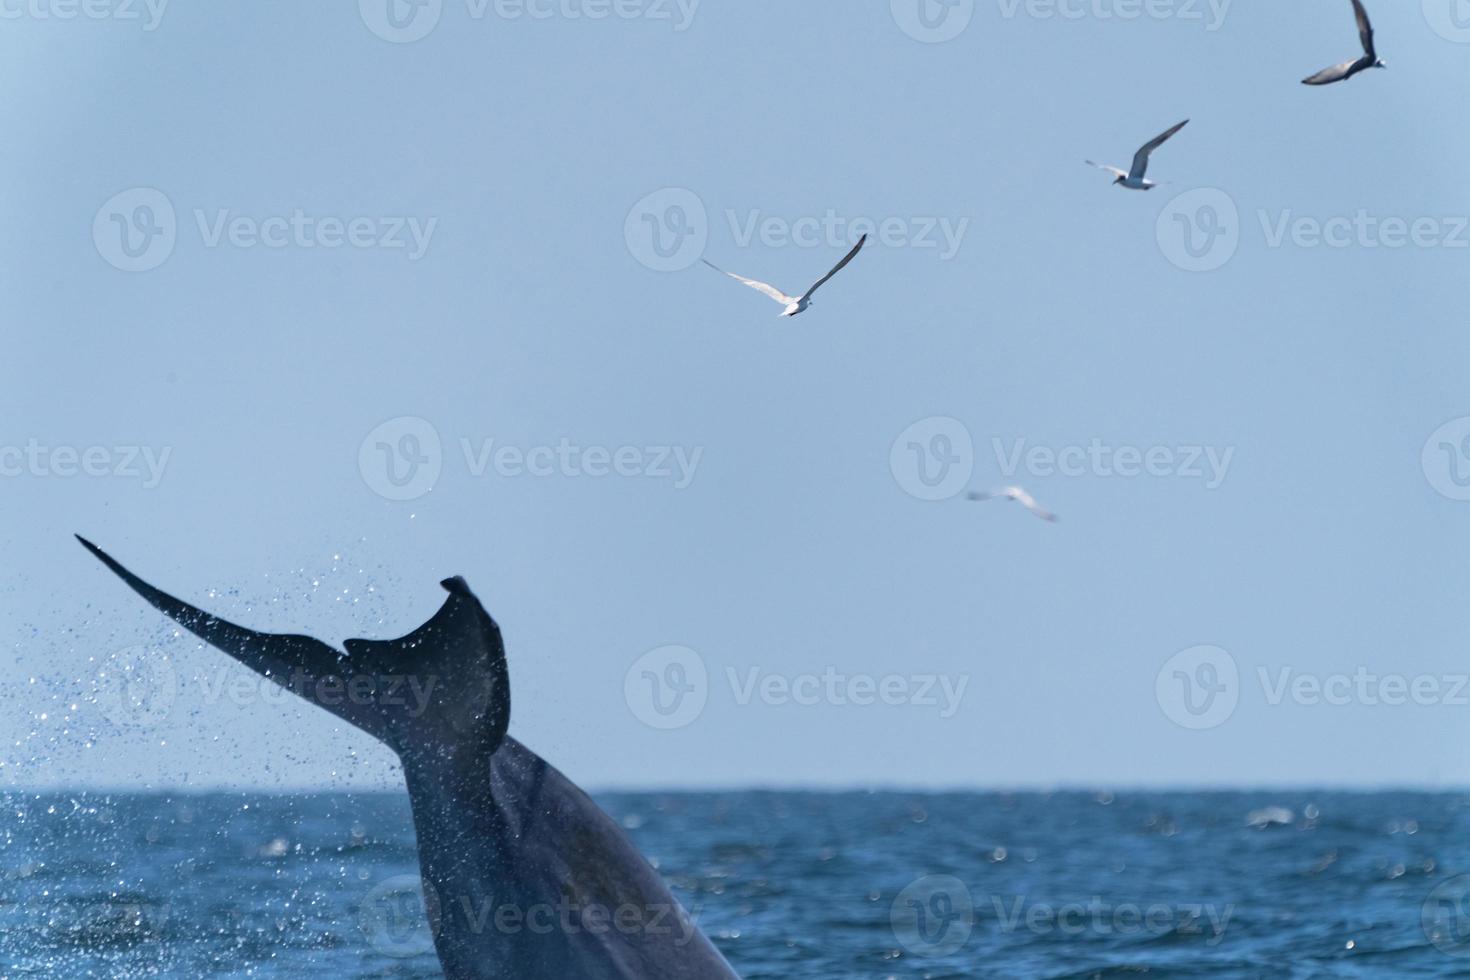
[967, 487, 1058, 523]
[700, 234, 867, 317]
[1302, 0, 1384, 86]
[1086, 120, 1189, 191]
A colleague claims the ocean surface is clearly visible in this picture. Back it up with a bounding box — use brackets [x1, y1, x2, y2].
[4, 790, 1470, 978]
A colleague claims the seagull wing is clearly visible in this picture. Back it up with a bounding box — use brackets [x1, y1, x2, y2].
[1301, 59, 1358, 85]
[1353, 0, 1375, 59]
[800, 234, 867, 302]
[1086, 160, 1128, 179]
[967, 488, 1058, 522]
[1009, 488, 1059, 522]
[1129, 119, 1188, 182]
[700, 259, 796, 306]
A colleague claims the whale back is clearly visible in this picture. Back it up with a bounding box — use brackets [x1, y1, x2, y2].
[403, 736, 739, 978]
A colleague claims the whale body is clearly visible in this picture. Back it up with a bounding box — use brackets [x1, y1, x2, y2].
[77, 537, 741, 980]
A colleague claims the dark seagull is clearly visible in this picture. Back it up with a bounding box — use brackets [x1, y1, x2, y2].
[1302, 0, 1384, 86]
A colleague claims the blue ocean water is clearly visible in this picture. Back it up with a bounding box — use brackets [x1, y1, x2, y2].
[3, 790, 1469, 978]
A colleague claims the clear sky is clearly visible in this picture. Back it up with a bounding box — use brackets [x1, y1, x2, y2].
[5, 0, 1470, 792]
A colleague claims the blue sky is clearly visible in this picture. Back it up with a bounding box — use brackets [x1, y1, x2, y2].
[5, 0, 1470, 791]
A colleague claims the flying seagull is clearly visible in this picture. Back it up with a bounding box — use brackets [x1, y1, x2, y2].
[1302, 0, 1384, 85]
[701, 234, 867, 317]
[1087, 120, 1189, 190]
[967, 487, 1058, 523]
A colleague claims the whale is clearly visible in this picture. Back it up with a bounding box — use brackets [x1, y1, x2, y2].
[77, 536, 741, 980]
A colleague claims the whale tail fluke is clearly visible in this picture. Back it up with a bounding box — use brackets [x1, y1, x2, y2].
[76, 536, 510, 762]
